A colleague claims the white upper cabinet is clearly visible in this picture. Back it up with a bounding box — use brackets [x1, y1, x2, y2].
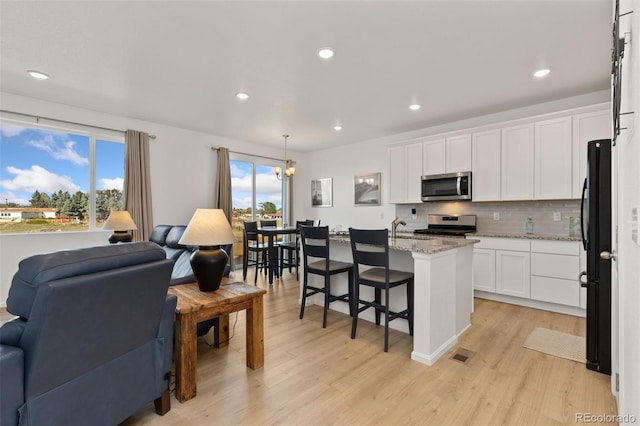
[446, 134, 472, 172]
[572, 110, 611, 198]
[422, 139, 446, 175]
[472, 129, 501, 201]
[534, 116, 572, 199]
[405, 142, 424, 203]
[388, 146, 405, 204]
[388, 142, 423, 203]
[501, 123, 534, 200]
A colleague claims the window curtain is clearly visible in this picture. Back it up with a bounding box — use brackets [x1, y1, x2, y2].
[215, 147, 233, 266]
[124, 130, 153, 241]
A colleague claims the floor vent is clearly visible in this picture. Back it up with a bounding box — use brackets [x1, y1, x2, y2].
[450, 347, 475, 364]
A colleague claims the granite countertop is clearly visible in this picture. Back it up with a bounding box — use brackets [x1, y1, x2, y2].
[329, 233, 478, 255]
[468, 232, 581, 242]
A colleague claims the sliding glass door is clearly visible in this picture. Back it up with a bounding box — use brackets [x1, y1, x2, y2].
[230, 156, 287, 270]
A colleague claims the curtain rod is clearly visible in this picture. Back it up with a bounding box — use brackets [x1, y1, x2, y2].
[0, 109, 156, 139]
[211, 146, 283, 162]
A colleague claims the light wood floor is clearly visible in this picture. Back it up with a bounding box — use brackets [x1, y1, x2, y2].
[3, 270, 618, 425]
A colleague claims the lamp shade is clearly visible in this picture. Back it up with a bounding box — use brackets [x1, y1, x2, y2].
[178, 209, 236, 247]
[102, 210, 138, 231]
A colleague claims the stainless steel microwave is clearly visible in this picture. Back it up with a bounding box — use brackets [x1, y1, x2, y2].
[421, 171, 472, 201]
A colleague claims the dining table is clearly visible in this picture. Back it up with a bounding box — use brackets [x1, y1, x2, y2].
[257, 226, 298, 284]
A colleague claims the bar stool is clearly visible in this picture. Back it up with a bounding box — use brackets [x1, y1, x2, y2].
[299, 225, 353, 328]
[348, 227, 414, 352]
[279, 220, 314, 279]
[243, 221, 268, 284]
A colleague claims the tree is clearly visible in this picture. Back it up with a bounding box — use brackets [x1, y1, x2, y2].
[51, 190, 72, 216]
[30, 190, 51, 208]
[259, 202, 277, 215]
[69, 191, 89, 220]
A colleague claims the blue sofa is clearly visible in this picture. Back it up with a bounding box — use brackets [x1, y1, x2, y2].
[0, 242, 177, 426]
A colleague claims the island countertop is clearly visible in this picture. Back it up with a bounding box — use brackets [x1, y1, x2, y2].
[329, 233, 478, 255]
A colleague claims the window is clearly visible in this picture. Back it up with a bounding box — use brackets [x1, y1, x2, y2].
[229, 155, 287, 269]
[0, 120, 125, 234]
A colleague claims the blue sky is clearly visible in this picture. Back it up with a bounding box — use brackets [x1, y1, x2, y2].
[0, 122, 124, 205]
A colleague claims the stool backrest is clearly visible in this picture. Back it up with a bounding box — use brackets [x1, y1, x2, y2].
[260, 219, 277, 227]
[300, 225, 330, 265]
[244, 221, 260, 244]
[348, 228, 389, 270]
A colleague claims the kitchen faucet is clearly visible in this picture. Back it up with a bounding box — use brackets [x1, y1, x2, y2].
[391, 217, 406, 238]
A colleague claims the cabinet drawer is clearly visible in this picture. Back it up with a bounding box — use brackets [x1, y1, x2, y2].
[531, 240, 580, 255]
[531, 253, 579, 280]
[475, 238, 530, 252]
[531, 276, 580, 307]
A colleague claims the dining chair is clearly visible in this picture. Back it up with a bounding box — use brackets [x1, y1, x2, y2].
[243, 221, 269, 284]
[279, 220, 314, 279]
[299, 225, 353, 328]
[348, 227, 414, 352]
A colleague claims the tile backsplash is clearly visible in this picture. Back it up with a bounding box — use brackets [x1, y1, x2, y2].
[395, 200, 581, 236]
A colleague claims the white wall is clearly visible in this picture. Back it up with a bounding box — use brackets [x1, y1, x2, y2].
[617, 0, 639, 420]
[0, 91, 302, 306]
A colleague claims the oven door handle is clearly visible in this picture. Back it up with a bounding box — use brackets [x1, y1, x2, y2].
[456, 177, 462, 196]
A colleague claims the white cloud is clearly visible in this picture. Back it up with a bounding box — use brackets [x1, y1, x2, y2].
[1, 165, 80, 194]
[0, 190, 29, 206]
[99, 177, 123, 190]
[0, 123, 27, 138]
[28, 135, 89, 166]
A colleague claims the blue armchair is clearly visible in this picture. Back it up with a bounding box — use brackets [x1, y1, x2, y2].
[0, 242, 177, 426]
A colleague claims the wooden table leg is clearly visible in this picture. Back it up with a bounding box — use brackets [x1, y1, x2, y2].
[174, 311, 198, 402]
[245, 295, 265, 369]
[213, 315, 230, 347]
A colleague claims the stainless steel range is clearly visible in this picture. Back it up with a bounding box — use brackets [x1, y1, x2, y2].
[414, 214, 477, 238]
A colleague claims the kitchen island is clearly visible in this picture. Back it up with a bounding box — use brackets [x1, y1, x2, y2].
[300, 233, 478, 366]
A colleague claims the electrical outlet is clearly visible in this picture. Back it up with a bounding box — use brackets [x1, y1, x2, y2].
[553, 212, 562, 221]
[493, 212, 500, 221]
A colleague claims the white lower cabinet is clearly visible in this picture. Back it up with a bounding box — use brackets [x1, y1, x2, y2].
[496, 250, 530, 298]
[473, 248, 496, 292]
[473, 238, 584, 312]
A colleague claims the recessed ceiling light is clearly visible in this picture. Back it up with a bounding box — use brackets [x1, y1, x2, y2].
[318, 48, 334, 59]
[236, 92, 249, 100]
[409, 104, 421, 111]
[533, 69, 550, 78]
[333, 125, 343, 131]
[27, 70, 49, 80]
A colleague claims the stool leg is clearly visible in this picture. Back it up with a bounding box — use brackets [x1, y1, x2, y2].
[323, 274, 329, 328]
[384, 287, 390, 352]
[408, 279, 414, 336]
[299, 272, 308, 319]
[351, 282, 359, 339]
[374, 289, 381, 325]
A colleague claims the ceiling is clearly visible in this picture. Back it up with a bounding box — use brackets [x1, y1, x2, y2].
[0, 1, 613, 153]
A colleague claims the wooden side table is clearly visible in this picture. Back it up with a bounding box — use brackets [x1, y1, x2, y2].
[167, 280, 267, 402]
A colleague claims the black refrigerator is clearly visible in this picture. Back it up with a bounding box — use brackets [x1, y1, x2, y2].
[580, 139, 612, 375]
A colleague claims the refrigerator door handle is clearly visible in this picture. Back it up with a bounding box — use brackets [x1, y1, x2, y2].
[580, 178, 588, 251]
[600, 250, 617, 261]
[579, 271, 588, 288]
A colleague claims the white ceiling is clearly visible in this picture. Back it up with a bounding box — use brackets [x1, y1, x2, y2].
[0, 1, 613, 153]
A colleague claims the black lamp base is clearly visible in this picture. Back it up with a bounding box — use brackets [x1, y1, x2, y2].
[190, 246, 228, 292]
[108, 231, 133, 244]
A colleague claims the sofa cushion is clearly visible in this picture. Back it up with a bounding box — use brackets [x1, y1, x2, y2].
[6, 242, 167, 319]
[163, 226, 189, 260]
[149, 225, 172, 246]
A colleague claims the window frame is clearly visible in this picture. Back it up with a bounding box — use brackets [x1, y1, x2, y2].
[0, 117, 125, 234]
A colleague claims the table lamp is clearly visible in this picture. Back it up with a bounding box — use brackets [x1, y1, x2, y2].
[179, 208, 237, 292]
[102, 210, 137, 243]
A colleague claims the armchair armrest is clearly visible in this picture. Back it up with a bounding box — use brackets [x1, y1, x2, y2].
[1, 345, 24, 426]
[0, 317, 26, 346]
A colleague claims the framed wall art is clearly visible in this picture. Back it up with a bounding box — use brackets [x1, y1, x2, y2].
[311, 178, 332, 207]
[354, 172, 381, 206]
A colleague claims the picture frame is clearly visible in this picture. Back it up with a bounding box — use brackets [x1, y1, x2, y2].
[354, 172, 381, 206]
[311, 178, 332, 207]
